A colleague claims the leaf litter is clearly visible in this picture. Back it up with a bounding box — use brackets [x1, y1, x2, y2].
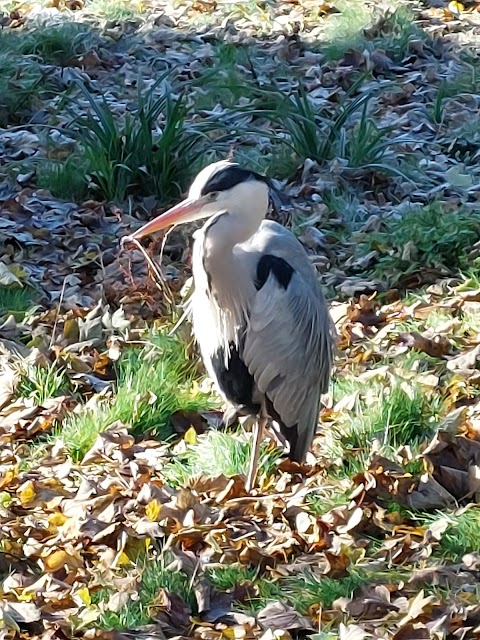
[2, 0, 480, 637]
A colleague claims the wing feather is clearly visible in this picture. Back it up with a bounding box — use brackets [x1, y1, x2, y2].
[242, 268, 334, 461]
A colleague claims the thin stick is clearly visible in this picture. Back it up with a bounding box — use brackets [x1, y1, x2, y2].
[49, 277, 67, 349]
[121, 236, 175, 307]
[168, 303, 191, 336]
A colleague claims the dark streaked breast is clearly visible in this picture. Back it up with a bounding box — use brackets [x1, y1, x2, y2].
[210, 342, 260, 414]
[255, 254, 294, 291]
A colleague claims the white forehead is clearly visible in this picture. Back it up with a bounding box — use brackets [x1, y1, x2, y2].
[188, 160, 236, 199]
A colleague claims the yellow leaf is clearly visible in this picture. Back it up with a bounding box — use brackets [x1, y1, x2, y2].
[43, 549, 69, 572]
[76, 587, 91, 606]
[48, 513, 67, 527]
[0, 467, 17, 490]
[447, 0, 463, 15]
[116, 552, 131, 566]
[18, 481, 36, 506]
[184, 426, 197, 445]
[145, 499, 161, 522]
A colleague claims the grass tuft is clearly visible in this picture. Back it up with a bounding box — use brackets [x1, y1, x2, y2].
[355, 203, 480, 285]
[325, 376, 444, 476]
[94, 552, 194, 630]
[68, 78, 225, 204]
[207, 565, 258, 591]
[161, 428, 283, 486]
[57, 332, 215, 461]
[0, 286, 37, 320]
[0, 54, 59, 126]
[419, 509, 480, 560]
[16, 364, 70, 405]
[18, 24, 97, 66]
[285, 569, 369, 612]
[36, 157, 89, 202]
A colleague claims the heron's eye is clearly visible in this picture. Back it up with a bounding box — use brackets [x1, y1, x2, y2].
[207, 191, 218, 201]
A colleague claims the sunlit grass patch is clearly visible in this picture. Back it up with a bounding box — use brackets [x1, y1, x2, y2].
[86, 0, 145, 21]
[285, 568, 370, 612]
[368, 5, 428, 62]
[57, 332, 215, 461]
[306, 485, 353, 517]
[326, 376, 444, 476]
[16, 363, 71, 405]
[207, 564, 258, 591]
[319, 3, 427, 63]
[93, 553, 195, 630]
[320, 0, 375, 60]
[209, 566, 383, 615]
[419, 508, 480, 560]
[355, 203, 480, 286]
[161, 428, 282, 487]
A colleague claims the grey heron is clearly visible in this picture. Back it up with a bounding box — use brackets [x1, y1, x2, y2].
[124, 161, 334, 491]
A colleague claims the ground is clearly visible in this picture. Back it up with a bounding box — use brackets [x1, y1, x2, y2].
[1, 0, 480, 638]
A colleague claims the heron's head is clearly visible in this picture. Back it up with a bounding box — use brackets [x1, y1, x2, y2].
[128, 160, 270, 240]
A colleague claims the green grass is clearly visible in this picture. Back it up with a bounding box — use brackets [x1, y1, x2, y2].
[243, 77, 412, 181]
[161, 428, 283, 486]
[320, 3, 427, 63]
[419, 509, 480, 560]
[56, 332, 215, 461]
[93, 553, 194, 630]
[16, 364, 70, 405]
[262, 78, 372, 169]
[0, 286, 37, 319]
[354, 203, 480, 286]
[368, 5, 427, 62]
[191, 43, 255, 111]
[0, 54, 59, 126]
[325, 376, 444, 476]
[35, 157, 89, 202]
[306, 486, 353, 517]
[207, 565, 258, 591]
[17, 24, 97, 66]
[68, 78, 226, 203]
[320, 0, 375, 61]
[429, 65, 480, 126]
[88, 0, 145, 21]
[209, 566, 381, 614]
[285, 569, 370, 612]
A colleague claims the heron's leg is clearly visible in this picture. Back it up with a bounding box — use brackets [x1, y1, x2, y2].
[245, 407, 268, 493]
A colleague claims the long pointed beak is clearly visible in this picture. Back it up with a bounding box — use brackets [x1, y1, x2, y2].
[128, 197, 206, 240]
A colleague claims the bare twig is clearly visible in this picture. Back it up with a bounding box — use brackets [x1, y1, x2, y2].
[121, 235, 175, 308]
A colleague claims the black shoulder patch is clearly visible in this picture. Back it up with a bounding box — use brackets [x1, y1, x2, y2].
[256, 254, 294, 291]
[201, 165, 269, 195]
